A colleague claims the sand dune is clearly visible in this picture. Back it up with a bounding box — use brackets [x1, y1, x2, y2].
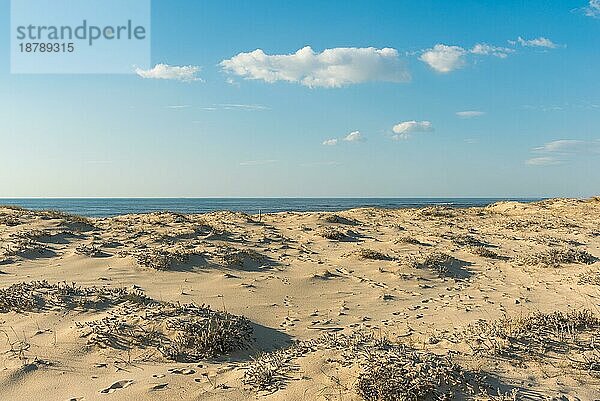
[0, 198, 599, 400]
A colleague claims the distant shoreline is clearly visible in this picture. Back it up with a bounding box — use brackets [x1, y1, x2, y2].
[0, 197, 546, 218]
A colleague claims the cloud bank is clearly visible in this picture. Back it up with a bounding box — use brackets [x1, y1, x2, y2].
[220, 46, 410, 88]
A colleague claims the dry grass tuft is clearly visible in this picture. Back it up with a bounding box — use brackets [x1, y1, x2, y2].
[419, 206, 456, 219]
[81, 303, 253, 362]
[320, 227, 350, 241]
[469, 246, 501, 259]
[41, 210, 95, 227]
[408, 252, 467, 278]
[134, 248, 193, 270]
[0, 281, 151, 313]
[578, 269, 600, 286]
[0, 281, 253, 362]
[518, 248, 597, 268]
[394, 236, 423, 245]
[356, 345, 482, 401]
[356, 248, 392, 261]
[446, 233, 488, 247]
[75, 243, 105, 257]
[322, 214, 357, 225]
[244, 331, 501, 399]
[463, 309, 599, 359]
[223, 249, 265, 268]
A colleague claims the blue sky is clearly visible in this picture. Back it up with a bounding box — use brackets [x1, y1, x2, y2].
[1, 0, 599, 197]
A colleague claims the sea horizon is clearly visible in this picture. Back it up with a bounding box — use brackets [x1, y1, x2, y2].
[0, 197, 544, 217]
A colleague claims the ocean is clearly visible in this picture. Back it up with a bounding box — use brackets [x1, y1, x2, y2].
[0, 198, 541, 218]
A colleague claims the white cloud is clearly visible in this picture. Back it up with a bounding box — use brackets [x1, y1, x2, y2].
[301, 161, 342, 167]
[322, 138, 338, 146]
[456, 110, 485, 118]
[526, 139, 600, 166]
[470, 43, 514, 58]
[526, 156, 562, 166]
[419, 44, 467, 73]
[166, 105, 192, 109]
[197, 104, 269, 112]
[420, 37, 561, 73]
[392, 120, 434, 140]
[343, 131, 362, 142]
[533, 139, 588, 153]
[135, 64, 202, 82]
[585, 0, 600, 17]
[218, 104, 270, 111]
[239, 159, 278, 166]
[514, 36, 559, 49]
[220, 46, 410, 88]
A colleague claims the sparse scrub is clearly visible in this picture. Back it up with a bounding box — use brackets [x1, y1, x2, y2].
[462, 309, 599, 358]
[419, 206, 455, 218]
[320, 227, 349, 241]
[356, 345, 482, 401]
[0, 215, 21, 226]
[408, 252, 461, 277]
[446, 233, 487, 247]
[223, 248, 265, 268]
[82, 302, 252, 362]
[0, 281, 152, 313]
[394, 236, 422, 245]
[75, 243, 105, 257]
[244, 331, 499, 400]
[135, 248, 193, 270]
[41, 210, 94, 226]
[518, 248, 597, 268]
[0, 281, 253, 362]
[356, 248, 392, 261]
[322, 214, 357, 225]
[470, 246, 501, 259]
[2, 234, 47, 257]
[578, 269, 600, 286]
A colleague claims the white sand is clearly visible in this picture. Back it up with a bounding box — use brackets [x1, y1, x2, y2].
[0, 198, 599, 400]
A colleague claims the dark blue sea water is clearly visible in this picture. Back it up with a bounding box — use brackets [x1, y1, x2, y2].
[0, 198, 541, 218]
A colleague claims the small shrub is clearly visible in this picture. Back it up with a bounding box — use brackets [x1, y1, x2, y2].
[409, 252, 454, 275]
[357, 346, 479, 401]
[357, 248, 392, 261]
[135, 248, 191, 270]
[75, 243, 105, 257]
[578, 270, 600, 286]
[322, 214, 357, 225]
[320, 227, 349, 241]
[518, 248, 597, 268]
[395, 236, 422, 245]
[463, 309, 600, 358]
[470, 246, 500, 259]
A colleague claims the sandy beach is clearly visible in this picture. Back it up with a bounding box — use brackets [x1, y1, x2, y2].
[1, 198, 599, 400]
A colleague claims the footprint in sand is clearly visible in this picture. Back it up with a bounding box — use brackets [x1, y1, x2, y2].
[150, 382, 168, 391]
[168, 368, 195, 375]
[100, 380, 134, 394]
